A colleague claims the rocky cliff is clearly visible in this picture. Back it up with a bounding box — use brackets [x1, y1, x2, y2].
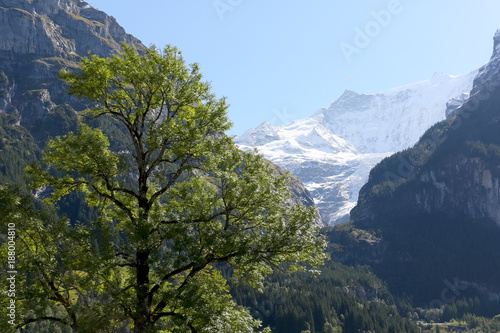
[352, 32, 500, 226]
[339, 29, 500, 307]
[0, 0, 142, 129]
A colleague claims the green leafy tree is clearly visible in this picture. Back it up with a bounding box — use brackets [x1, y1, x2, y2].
[322, 322, 341, 333]
[6, 44, 327, 332]
[0, 186, 100, 333]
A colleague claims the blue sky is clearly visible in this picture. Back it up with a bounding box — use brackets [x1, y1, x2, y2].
[87, 0, 500, 136]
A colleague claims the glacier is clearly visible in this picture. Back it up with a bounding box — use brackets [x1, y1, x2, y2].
[236, 70, 478, 225]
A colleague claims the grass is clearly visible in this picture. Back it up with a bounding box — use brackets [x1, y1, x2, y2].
[35, 57, 80, 69]
[0, 6, 32, 17]
[66, 10, 94, 26]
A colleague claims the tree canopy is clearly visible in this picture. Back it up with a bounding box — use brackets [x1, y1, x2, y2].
[1, 44, 327, 333]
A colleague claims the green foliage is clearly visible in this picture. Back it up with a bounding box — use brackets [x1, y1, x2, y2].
[231, 260, 418, 333]
[0, 114, 41, 185]
[442, 297, 481, 322]
[322, 322, 340, 333]
[466, 140, 500, 161]
[20, 44, 327, 332]
[461, 313, 500, 332]
[0, 186, 114, 333]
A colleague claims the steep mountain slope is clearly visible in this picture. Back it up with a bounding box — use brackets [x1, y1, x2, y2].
[0, 0, 318, 217]
[340, 30, 500, 309]
[352, 30, 500, 227]
[0, 0, 146, 224]
[0, 0, 142, 137]
[237, 71, 476, 224]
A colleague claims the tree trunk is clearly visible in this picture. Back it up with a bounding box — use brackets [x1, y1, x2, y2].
[134, 249, 151, 333]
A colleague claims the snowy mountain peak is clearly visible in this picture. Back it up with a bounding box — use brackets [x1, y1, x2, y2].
[236, 70, 477, 225]
[431, 71, 451, 81]
[311, 69, 477, 154]
[494, 29, 500, 50]
[237, 120, 280, 146]
[292, 120, 358, 154]
[320, 90, 372, 115]
[237, 118, 358, 156]
[339, 89, 360, 99]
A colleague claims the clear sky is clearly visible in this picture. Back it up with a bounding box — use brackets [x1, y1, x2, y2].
[86, 0, 500, 136]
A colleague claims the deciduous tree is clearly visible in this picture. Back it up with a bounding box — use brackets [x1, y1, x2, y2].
[6, 44, 326, 332]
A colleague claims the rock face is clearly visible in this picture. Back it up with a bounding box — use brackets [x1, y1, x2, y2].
[270, 161, 324, 226]
[415, 157, 500, 224]
[0, 0, 142, 127]
[237, 71, 476, 225]
[352, 29, 500, 227]
[0, 0, 140, 58]
[341, 30, 500, 306]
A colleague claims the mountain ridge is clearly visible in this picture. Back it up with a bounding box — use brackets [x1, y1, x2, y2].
[237, 70, 477, 224]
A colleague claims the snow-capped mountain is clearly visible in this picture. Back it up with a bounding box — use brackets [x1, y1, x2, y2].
[236, 71, 478, 225]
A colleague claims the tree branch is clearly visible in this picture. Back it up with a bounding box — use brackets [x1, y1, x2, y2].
[148, 262, 195, 304]
[92, 186, 137, 225]
[150, 249, 244, 317]
[151, 311, 177, 321]
[18, 316, 70, 329]
[148, 160, 190, 205]
[145, 136, 172, 178]
[188, 322, 199, 333]
[109, 186, 139, 200]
